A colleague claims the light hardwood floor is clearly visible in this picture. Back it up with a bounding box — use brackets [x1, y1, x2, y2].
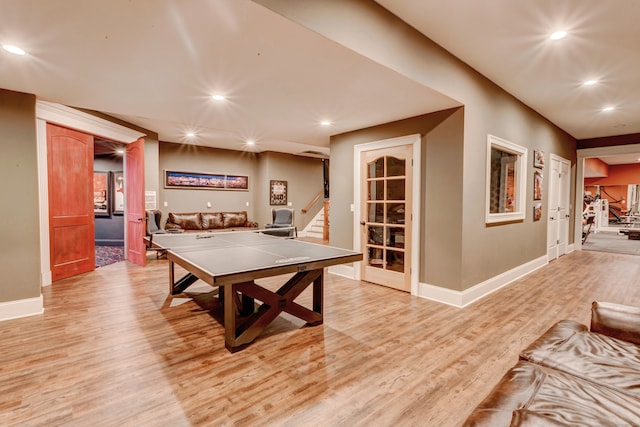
[2, 249, 640, 426]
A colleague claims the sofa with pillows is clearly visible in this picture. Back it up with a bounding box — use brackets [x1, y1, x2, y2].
[164, 211, 258, 233]
[464, 301, 640, 426]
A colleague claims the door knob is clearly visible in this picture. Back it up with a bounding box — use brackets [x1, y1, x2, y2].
[360, 221, 366, 225]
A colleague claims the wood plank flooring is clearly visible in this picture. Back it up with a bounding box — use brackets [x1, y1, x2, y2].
[1, 250, 640, 426]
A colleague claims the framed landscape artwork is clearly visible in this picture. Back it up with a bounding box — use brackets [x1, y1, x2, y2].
[165, 171, 248, 190]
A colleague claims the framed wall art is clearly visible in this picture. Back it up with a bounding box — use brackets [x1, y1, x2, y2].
[533, 202, 542, 221]
[270, 180, 288, 205]
[93, 171, 110, 216]
[534, 149, 545, 168]
[164, 170, 248, 191]
[112, 171, 124, 214]
[534, 170, 543, 200]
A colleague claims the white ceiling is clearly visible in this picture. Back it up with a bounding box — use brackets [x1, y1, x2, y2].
[0, 0, 457, 157]
[1, 0, 639, 160]
[376, 0, 640, 141]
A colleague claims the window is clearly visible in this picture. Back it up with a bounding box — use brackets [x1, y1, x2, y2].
[486, 135, 527, 223]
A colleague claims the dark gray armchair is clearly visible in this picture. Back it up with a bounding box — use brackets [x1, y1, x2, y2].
[264, 207, 297, 237]
[145, 210, 167, 257]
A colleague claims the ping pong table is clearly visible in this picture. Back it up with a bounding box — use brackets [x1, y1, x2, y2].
[151, 231, 362, 352]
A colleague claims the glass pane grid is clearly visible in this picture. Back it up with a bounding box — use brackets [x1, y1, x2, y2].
[365, 155, 407, 273]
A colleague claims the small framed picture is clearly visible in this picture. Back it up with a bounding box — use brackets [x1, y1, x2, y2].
[533, 202, 542, 221]
[534, 170, 543, 200]
[270, 180, 287, 205]
[534, 149, 545, 168]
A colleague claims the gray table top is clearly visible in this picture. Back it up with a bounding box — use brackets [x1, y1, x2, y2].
[152, 231, 361, 279]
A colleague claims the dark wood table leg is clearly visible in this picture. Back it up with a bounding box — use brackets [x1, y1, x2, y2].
[224, 284, 237, 352]
[310, 269, 324, 326]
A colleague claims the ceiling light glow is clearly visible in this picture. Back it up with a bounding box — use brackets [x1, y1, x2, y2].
[549, 30, 567, 41]
[320, 121, 331, 126]
[246, 140, 255, 145]
[186, 132, 195, 137]
[2, 44, 26, 55]
[583, 80, 598, 86]
[212, 94, 225, 101]
[602, 106, 614, 112]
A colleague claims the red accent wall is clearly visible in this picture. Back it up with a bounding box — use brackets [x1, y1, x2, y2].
[584, 163, 640, 186]
[584, 158, 608, 178]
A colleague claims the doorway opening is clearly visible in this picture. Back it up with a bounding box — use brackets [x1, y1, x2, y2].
[94, 138, 126, 267]
[581, 154, 640, 256]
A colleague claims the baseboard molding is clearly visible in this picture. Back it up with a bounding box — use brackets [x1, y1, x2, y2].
[328, 264, 356, 279]
[41, 270, 52, 287]
[417, 255, 548, 308]
[0, 295, 44, 322]
[95, 240, 124, 246]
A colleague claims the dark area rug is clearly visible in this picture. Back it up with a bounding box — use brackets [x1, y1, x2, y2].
[95, 245, 125, 267]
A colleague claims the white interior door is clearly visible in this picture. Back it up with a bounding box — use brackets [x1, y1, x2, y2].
[558, 159, 570, 254]
[547, 154, 571, 261]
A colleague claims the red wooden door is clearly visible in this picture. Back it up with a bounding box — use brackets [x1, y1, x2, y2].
[126, 138, 146, 266]
[47, 123, 95, 281]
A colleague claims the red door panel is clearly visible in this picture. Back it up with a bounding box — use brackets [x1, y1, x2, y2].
[126, 138, 146, 266]
[47, 123, 95, 281]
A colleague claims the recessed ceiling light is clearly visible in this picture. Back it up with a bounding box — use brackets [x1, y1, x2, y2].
[602, 106, 615, 112]
[320, 120, 332, 126]
[212, 94, 225, 101]
[186, 132, 195, 137]
[115, 149, 125, 154]
[583, 80, 598, 86]
[246, 140, 255, 145]
[549, 30, 567, 41]
[2, 44, 26, 55]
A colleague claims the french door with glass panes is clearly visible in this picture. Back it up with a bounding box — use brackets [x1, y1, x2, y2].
[360, 145, 412, 292]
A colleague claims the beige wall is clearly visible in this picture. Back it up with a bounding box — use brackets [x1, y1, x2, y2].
[257, 0, 578, 291]
[0, 89, 41, 302]
[157, 143, 322, 229]
[158, 142, 259, 223]
[331, 108, 464, 288]
[254, 152, 324, 229]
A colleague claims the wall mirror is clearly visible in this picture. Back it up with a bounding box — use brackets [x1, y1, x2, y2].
[485, 135, 528, 223]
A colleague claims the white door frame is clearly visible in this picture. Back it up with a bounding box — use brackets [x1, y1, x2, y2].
[575, 143, 640, 250]
[36, 101, 145, 286]
[353, 134, 421, 295]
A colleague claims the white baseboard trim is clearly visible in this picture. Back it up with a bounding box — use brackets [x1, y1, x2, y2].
[567, 243, 575, 253]
[328, 264, 356, 279]
[0, 295, 44, 321]
[42, 270, 52, 287]
[417, 255, 548, 308]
